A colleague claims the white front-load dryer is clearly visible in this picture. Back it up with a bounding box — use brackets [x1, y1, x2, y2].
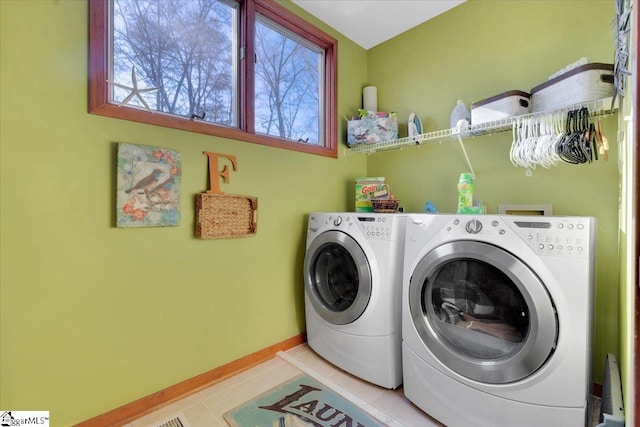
[304, 212, 406, 389]
[402, 214, 596, 427]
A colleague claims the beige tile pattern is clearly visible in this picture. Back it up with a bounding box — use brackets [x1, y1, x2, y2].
[126, 344, 600, 427]
[125, 344, 441, 427]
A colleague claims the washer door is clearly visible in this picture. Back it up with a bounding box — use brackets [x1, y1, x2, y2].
[409, 240, 558, 384]
[304, 230, 372, 325]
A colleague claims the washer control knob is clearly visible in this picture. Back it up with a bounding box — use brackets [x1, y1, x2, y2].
[465, 219, 483, 234]
[333, 216, 342, 226]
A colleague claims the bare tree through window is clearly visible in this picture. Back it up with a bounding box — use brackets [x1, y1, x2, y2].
[112, 0, 236, 126]
[254, 18, 321, 144]
[112, 0, 321, 143]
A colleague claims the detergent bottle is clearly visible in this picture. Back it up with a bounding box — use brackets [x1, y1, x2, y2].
[450, 100, 471, 129]
[457, 173, 474, 214]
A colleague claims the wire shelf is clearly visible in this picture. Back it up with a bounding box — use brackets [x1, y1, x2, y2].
[346, 97, 616, 155]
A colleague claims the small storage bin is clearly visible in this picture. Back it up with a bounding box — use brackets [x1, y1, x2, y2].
[470, 90, 531, 125]
[347, 113, 398, 146]
[372, 199, 400, 213]
[530, 63, 614, 112]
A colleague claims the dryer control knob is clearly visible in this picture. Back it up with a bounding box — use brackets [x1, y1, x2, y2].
[465, 219, 483, 234]
[333, 216, 342, 226]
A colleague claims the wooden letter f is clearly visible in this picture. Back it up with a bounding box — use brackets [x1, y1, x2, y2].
[203, 151, 238, 194]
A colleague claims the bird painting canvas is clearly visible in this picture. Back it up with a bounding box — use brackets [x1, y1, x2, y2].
[116, 143, 181, 227]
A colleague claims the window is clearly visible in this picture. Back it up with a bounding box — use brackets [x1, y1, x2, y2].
[254, 16, 323, 144]
[89, 0, 337, 157]
[111, 0, 238, 126]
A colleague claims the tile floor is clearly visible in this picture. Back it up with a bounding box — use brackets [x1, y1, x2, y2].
[125, 343, 600, 427]
[125, 343, 441, 427]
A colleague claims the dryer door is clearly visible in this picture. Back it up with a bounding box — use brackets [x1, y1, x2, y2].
[304, 230, 372, 325]
[409, 240, 558, 384]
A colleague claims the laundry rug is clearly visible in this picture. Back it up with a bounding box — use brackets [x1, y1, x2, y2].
[224, 374, 385, 427]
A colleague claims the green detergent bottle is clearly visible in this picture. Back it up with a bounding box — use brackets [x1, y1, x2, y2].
[457, 173, 474, 214]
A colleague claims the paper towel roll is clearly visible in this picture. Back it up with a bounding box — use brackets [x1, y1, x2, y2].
[363, 86, 377, 112]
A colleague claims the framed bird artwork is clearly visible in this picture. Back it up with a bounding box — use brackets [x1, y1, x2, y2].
[116, 142, 181, 227]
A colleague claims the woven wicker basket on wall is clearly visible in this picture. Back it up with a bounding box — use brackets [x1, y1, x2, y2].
[195, 193, 258, 239]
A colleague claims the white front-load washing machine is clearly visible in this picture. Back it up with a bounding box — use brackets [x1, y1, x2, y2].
[402, 214, 596, 427]
[304, 212, 406, 389]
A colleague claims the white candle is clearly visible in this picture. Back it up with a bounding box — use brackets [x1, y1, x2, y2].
[363, 86, 377, 112]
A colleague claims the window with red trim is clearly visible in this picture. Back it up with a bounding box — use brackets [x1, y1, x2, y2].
[89, 0, 337, 157]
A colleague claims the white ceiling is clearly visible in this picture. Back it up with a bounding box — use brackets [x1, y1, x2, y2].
[291, 0, 467, 50]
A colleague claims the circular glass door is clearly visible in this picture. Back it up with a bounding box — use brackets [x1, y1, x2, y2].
[304, 231, 372, 325]
[409, 240, 558, 384]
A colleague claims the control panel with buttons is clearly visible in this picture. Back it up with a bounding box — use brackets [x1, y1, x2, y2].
[308, 213, 399, 241]
[355, 215, 395, 240]
[443, 216, 594, 258]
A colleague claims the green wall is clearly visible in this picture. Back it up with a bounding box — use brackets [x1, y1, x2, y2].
[0, 1, 366, 424]
[366, 0, 619, 384]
